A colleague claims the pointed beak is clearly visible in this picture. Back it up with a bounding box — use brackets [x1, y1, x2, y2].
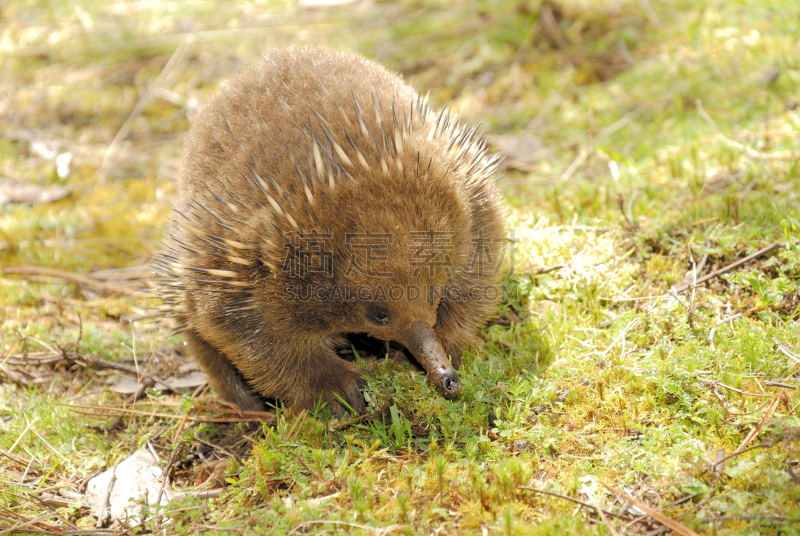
[401, 322, 460, 398]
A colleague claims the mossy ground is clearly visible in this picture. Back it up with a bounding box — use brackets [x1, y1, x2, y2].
[1, 1, 799, 534]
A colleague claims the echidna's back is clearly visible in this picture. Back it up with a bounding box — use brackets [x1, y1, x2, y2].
[179, 47, 415, 204]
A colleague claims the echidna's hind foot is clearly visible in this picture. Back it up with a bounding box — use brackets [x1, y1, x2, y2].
[184, 330, 267, 412]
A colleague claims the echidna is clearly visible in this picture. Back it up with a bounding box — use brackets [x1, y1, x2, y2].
[154, 47, 507, 415]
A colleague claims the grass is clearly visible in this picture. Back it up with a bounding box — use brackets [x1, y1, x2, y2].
[1, 0, 799, 534]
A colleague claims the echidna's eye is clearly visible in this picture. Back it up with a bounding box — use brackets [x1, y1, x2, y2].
[371, 308, 390, 325]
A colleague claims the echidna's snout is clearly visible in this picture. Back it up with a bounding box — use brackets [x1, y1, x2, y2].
[401, 322, 461, 399]
[436, 366, 461, 398]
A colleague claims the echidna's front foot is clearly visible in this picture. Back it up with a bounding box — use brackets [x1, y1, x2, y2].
[323, 375, 366, 417]
[302, 357, 366, 417]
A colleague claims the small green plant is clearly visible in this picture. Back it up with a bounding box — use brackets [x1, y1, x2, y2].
[358, 404, 413, 452]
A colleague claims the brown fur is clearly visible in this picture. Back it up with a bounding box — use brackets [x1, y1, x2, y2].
[154, 47, 507, 414]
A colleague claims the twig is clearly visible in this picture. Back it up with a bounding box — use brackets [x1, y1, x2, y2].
[61, 403, 276, 424]
[698, 379, 734, 412]
[763, 381, 797, 390]
[169, 489, 224, 500]
[696, 449, 726, 509]
[714, 314, 743, 327]
[518, 486, 622, 519]
[712, 442, 769, 468]
[595, 501, 621, 536]
[2, 265, 148, 297]
[158, 399, 278, 419]
[673, 242, 784, 294]
[0, 365, 35, 387]
[696, 514, 785, 523]
[22, 492, 79, 530]
[601, 483, 700, 536]
[698, 377, 773, 399]
[533, 264, 564, 275]
[688, 215, 720, 226]
[96, 458, 120, 528]
[788, 467, 800, 486]
[172, 412, 191, 443]
[153, 443, 182, 528]
[193, 436, 236, 460]
[708, 314, 743, 351]
[55, 351, 176, 395]
[0, 449, 39, 471]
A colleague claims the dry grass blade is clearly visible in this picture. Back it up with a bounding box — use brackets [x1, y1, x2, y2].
[172, 412, 191, 442]
[601, 483, 700, 536]
[329, 411, 375, 431]
[0, 511, 61, 536]
[1, 342, 20, 366]
[98, 37, 191, 183]
[283, 410, 308, 442]
[155, 399, 279, 418]
[8, 24, 339, 58]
